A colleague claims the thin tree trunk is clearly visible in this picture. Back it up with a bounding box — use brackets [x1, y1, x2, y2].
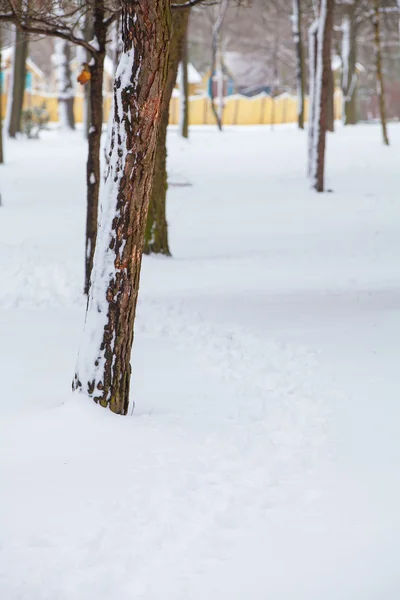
[307, 19, 318, 176]
[179, 28, 189, 139]
[84, 3, 106, 295]
[327, 59, 334, 132]
[82, 12, 93, 141]
[54, 38, 75, 130]
[292, 0, 305, 129]
[341, 1, 357, 125]
[372, 0, 389, 146]
[8, 28, 28, 138]
[73, 0, 171, 415]
[144, 2, 189, 256]
[310, 0, 334, 192]
[210, 0, 229, 131]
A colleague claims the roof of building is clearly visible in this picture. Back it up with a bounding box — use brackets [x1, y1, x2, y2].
[1, 46, 45, 79]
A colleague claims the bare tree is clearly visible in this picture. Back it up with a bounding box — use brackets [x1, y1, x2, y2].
[292, 0, 306, 128]
[210, 0, 229, 130]
[8, 26, 28, 137]
[144, 0, 190, 256]
[371, 0, 389, 144]
[309, 0, 334, 192]
[179, 26, 189, 138]
[341, 0, 358, 124]
[53, 37, 75, 130]
[73, 0, 171, 414]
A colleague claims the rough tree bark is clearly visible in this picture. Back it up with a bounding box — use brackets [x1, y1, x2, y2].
[144, 1, 189, 256]
[179, 27, 189, 139]
[84, 4, 106, 295]
[309, 0, 334, 192]
[372, 0, 389, 146]
[8, 27, 28, 138]
[73, 0, 171, 415]
[341, 1, 357, 125]
[292, 0, 305, 129]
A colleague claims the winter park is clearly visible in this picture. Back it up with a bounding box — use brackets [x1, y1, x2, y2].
[0, 0, 400, 598]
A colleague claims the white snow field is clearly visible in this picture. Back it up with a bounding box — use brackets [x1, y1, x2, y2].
[0, 124, 399, 599]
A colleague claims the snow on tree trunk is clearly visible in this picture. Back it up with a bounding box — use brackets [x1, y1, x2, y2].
[8, 27, 28, 138]
[144, 2, 189, 256]
[341, 2, 357, 126]
[292, 0, 305, 129]
[104, 16, 122, 178]
[372, 0, 389, 146]
[179, 28, 189, 139]
[307, 19, 318, 176]
[309, 0, 334, 192]
[210, 0, 229, 131]
[73, 0, 171, 415]
[53, 38, 75, 130]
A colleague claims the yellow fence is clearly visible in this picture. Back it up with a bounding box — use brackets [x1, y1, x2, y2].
[1, 91, 342, 126]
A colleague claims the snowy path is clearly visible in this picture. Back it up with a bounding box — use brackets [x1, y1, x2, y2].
[0, 125, 399, 598]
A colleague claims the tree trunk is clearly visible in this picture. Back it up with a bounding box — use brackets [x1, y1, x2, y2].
[179, 27, 189, 139]
[292, 0, 305, 129]
[327, 59, 334, 132]
[73, 0, 171, 415]
[372, 0, 389, 146]
[310, 0, 334, 192]
[341, 1, 357, 125]
[210, 0, 229, 131]
[144, 2, 189, 256]
[54, 38, 75, 130]
[84, 4, 106, 295]
[82, 12, 94, 141]
[307, 19, 318, 176]
[104, 16, 122, 177]
[8, 28, 28, 138]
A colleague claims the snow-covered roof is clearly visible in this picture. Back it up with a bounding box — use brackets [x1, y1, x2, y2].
[0, 46, 12, 68]
[332, 54, 366, 73]
[176, 63, 202, 85]
[1, 46, 45, 78]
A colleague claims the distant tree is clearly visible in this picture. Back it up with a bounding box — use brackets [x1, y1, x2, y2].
[53, 38, 75, 130]
[309, 0, 334, 192]
[340, 0, 358, 125]
[8, 27, 28, 138]
[73, 0, 171, 414]
[292, 0, 306, 129]
[210, 0, 229, 130]
[371, 0, 389, 145]
[179, 26, 190, 138]
[144, 0, 190, 256]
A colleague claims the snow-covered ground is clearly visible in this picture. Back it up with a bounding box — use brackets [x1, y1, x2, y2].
[0, 124, 399, 599]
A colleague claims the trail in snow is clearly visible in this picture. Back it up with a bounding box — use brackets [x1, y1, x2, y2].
[0, 124, 399, 599]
